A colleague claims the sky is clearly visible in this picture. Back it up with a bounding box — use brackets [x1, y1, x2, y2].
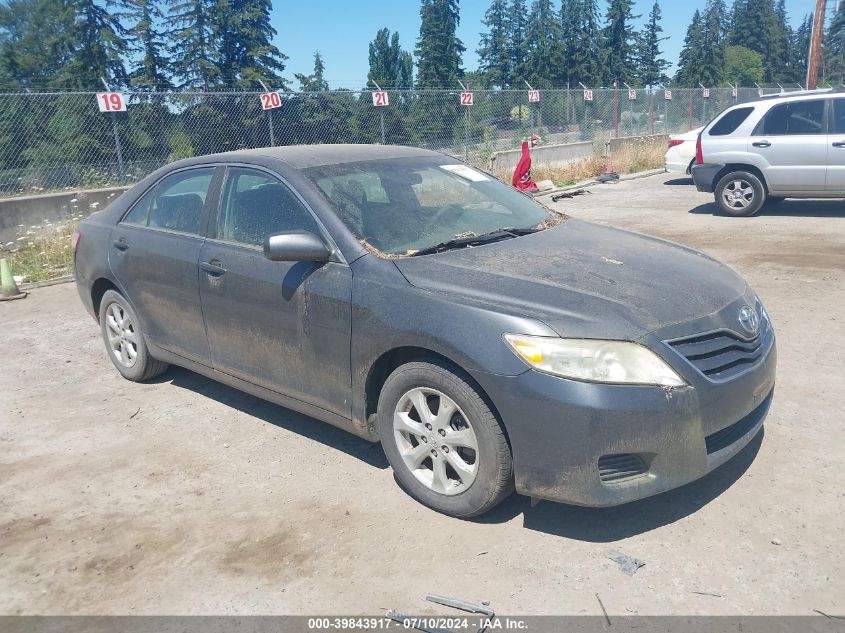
[272, 0, 815, 89]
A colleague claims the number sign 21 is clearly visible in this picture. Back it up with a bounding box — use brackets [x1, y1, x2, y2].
[96, 92, 127, 112]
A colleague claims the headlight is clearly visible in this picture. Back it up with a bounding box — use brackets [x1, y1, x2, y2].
[504, 334, 686, 387]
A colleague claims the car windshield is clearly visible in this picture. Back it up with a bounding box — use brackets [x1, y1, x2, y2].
[304, 156, 561, 255]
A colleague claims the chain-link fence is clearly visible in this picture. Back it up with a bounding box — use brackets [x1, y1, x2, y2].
[0, 87, 776, 196]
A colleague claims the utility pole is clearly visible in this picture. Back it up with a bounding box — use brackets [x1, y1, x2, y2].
[806, 0, 827, 90]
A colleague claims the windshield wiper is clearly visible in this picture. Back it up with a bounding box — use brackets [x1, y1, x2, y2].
[411, 227, 539, 256]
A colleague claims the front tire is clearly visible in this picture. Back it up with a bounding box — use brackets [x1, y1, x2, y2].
[377, 360, 513, 518]
[714, 171, 766, 216]
[99, 289, 169, 382]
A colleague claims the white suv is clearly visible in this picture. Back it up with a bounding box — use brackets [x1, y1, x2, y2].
[691, 90, 845, 216]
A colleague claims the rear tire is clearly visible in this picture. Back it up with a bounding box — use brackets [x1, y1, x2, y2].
[377, 360, 513, 518]
[99, 289, 169, 382]
[714, 171, 766, 217]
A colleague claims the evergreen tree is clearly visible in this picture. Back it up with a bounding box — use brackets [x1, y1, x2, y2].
[59, 0, 128, 89]
[477, 0, 510, 87]
[675, 9, 705, 86]
[827, 3, 845, 85]
[699, 0, 727, 86]
[167, 0, 218, 89]
[216, 0, 288, 89]
[123, 0, 172, 89]
[0, 0, 74, 90]
[560, 0, 581, 85]
[295, 51, 329, 91]
[524, 0, 564, 86]
[574, 0, 602, 85]
[637, 1, 668, 87]
[601, 0, 638, 85]
[728, 0, 790, 83]
[506, 0, 529, 85]
[368, 28, 413, 89]
[415, 0, 464, 88]
[792, 13, 811, 84]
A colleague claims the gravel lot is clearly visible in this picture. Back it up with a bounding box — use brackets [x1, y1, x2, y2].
[2, 173, 843, 616]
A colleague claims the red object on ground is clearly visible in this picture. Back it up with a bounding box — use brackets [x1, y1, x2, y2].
[512, 140, 538, 192]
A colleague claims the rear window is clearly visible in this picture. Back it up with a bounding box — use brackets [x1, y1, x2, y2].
[708, 107, 754, 136]
[834, 99, 845, 134]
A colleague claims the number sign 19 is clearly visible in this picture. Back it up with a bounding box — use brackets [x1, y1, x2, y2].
[372, 91, 389, 107]
[528, 90, 540, 103]
[96, 92, 127, 112]
[702, 87, 711, 98]
[260, 92, 282, 110]
[460, 92, 473, 106]
[664, 90, 673, 101]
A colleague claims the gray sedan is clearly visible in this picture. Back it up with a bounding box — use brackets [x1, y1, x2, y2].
[73, 145, 776, 518]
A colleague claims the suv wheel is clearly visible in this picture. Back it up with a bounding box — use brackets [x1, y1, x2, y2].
[715, 171, 766, 216]
[377, 360, 514, 518]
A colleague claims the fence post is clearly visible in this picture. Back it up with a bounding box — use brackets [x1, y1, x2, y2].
[267, 109, 276, 147]
[109, 113, 125, 184]
[379, 108, 386, 144]
[648, 89, 654, 135]
[688, 90, 693, 130]
[613, 84, 620, 139]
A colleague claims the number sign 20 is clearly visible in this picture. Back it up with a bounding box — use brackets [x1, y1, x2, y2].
[96, 92, 127, 112]
[260, 92, 282, 110]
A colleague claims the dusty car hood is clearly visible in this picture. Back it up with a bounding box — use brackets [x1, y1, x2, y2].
[393, 218, 747, 340]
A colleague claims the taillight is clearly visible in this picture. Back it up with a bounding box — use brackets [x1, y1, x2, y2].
[71, 229, 81, 252]
[668, 139, 685, 149]
[695, 135, 704, 164]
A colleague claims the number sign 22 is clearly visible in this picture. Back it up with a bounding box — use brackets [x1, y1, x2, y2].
[96, 92, 127, 112]
[260, 92, 282, 110]
[460, 92, 473, 106]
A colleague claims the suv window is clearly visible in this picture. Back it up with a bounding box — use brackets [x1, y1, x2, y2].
[833, 99, 845, 135]
[216, 167, 320, 246]
[709, 107, 754, 136]
[145, 168, 215, 234]
[755, 99, 826, 135]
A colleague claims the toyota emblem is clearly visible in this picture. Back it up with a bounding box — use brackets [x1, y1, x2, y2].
[738, 305, 760, 336]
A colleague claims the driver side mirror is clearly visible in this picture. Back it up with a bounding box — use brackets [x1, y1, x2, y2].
[263, 231, 332, 262]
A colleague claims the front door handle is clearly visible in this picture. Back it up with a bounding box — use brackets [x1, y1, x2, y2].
[200, 260, 226, 276]
[833, 141, 845, 148]
[752, 141, 771, 148]
[112, 238, 129, 251]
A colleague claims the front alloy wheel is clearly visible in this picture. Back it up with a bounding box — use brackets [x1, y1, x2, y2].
[393, 387, 479, 495]
[377, 360, 513, 518]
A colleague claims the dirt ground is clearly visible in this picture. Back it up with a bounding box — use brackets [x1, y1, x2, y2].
[1, 173, 843, 616]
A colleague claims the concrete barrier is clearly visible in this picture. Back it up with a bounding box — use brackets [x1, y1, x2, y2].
[490, 134, 669, 173]
[0, 186, 129, 243]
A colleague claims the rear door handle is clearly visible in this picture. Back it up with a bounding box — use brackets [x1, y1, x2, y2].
[833, 141, 845, 148]
[112, 238, 129, 251]
[752, 141, 771, 148]
[200, 260, 226, 276]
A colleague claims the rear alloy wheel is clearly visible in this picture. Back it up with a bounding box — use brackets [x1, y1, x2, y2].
[377, 360, 513, 518]
[715, 171, 766, 216]
[99, 289, 169, 382]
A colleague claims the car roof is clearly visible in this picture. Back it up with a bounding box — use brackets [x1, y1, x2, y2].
[184, 143, 446, 169]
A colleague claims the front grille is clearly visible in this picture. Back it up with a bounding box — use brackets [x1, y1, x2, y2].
[705, 391, 772, 454]
[598, 454, 648, 483]
[665, 310, 773, 382]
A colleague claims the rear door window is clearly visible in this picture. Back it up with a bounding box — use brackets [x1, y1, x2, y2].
[709, 107, 754, 136]
[832, 99, 845, 134]
[755, 100, 826, 135]
[147, 168, 215, 235]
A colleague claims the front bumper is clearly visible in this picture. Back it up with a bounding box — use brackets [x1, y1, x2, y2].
[691, 163, 724, 192]
[470, 332, 776, 507]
